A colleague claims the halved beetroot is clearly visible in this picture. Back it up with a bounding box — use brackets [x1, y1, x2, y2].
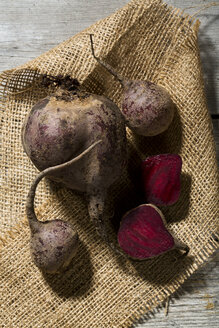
[117, 204, 188, 260]
[141, 154, 182, 206]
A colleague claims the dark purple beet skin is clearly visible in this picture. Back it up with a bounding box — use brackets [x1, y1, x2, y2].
[22, 85, 127, 251]
[89, 35, 174, 137]
[118, 204, 175, 259]
[141, 154, 182, 206]
[22, 89, 127, 193]
[30, 220, 79, 273]
[121, 80, 174, 136]
[22, 95, 87, 171]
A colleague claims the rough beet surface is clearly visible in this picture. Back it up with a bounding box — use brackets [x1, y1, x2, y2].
[121, 80, 174, 136]
[89, 34, 174, 137]
[22, 88, 127, 193]
[141, 154, 182, 206]
[30, 220, 78, 273]
[118, 204, 175, 259]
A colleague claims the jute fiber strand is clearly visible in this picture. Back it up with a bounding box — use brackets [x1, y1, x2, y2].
[0, 0, 218, 327]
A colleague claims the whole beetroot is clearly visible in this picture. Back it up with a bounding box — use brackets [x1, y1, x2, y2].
[90, 34, 174, 136]
[30, 220, 78, 274]
[118, 204, 189, 260]
[121, 80, 174, 136]
[22, 76, 127, 245]
[27, 141, 100, 273]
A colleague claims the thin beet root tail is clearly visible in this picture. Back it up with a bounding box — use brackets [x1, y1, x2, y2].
[89, 34, 125, 87]
[88, 192, 124, 256]
[87, 192, 108, 240]
[26, 140, 102, 233]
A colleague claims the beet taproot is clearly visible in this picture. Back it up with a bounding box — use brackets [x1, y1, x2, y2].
[22, 76, 127, 245]
[118, 204, 189, 260]
[27, 140, 100, 273]
[142, 154, 182, 206]
[90, 34, 174, 136]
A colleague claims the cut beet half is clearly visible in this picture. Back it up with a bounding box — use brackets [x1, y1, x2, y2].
[118, 204, 189, 260]
[141, 154, 182, 206]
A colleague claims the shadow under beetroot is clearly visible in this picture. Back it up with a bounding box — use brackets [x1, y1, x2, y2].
[110, 166, 145, 233]
[116, 248, 194, 287]
[110, 161, 192, 236]
[42, 239, 94, 299]
[132, 104, 182, 157]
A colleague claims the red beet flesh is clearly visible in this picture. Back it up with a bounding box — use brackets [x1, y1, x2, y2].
[141, 154, 182, 206]
[118, 204, 175, 259]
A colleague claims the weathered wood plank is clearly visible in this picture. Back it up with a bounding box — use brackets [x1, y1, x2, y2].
[167, 1, 219, 116]
[136, 252, 219, 327]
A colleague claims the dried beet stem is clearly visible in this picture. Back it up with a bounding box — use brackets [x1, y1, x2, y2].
[173, 239, 190, 259]
[90, 34, 174, 137]
[26, 139, 102, 232]
[89, 34, 125, 87]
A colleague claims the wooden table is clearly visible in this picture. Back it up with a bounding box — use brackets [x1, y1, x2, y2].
[0, 1, 218, 327]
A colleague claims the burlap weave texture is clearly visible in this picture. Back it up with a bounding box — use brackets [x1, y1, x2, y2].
[0, 0, 218, 327]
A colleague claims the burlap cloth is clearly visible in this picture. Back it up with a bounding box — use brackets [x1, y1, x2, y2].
[0, 0, 218, 327]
